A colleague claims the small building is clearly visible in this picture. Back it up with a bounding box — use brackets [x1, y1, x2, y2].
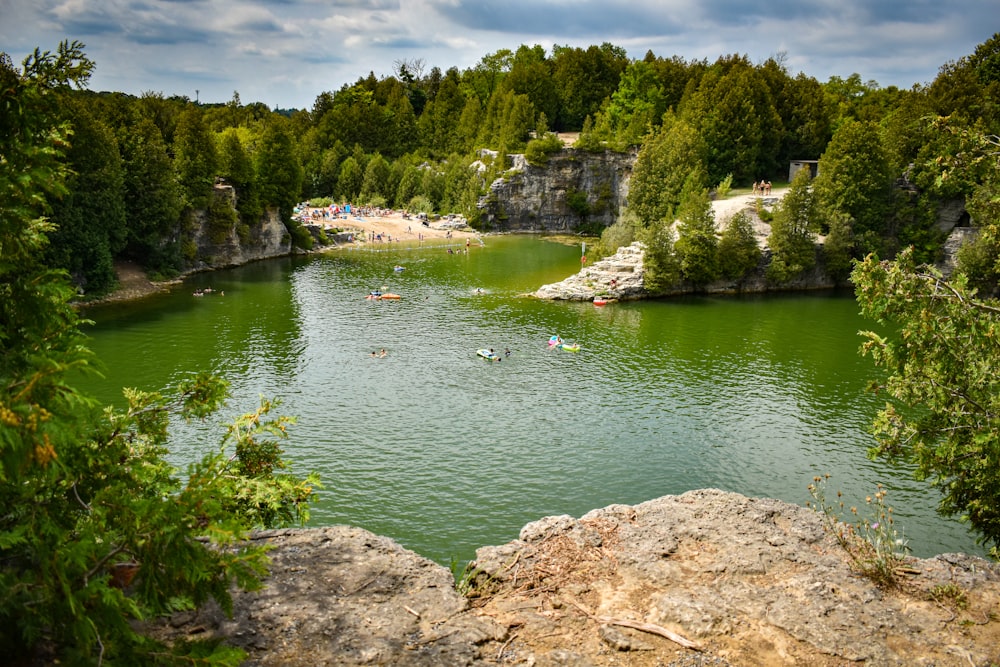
[788, 159, 820, 181]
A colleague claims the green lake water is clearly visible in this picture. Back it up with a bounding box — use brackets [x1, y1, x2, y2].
[78, 235, 985, 564]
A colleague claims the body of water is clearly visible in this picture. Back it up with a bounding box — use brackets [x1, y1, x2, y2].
[79, 235, 984, 563]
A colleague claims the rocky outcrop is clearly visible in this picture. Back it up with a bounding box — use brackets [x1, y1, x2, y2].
[151, 491, 1000, 666]
[534, 242, 646, 301]
[477, 149, 635, 232]
[185, 185, 291, 271]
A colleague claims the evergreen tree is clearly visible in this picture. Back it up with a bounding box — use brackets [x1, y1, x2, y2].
[173, 106, 219, 209]
[628, 114, 708, 225]
[812, 119, 893, 257]
[717, 210, 762, 280]
[117, 114, 184, 274]
[219, 128, 262, 224]
[639, 216, 680, 295]
[337, 155, 363, 202]
[359, 153, 391, 204]
[1, 42, 317, 665]
[255, 119, 304, 218]
[673, 172, 719, 285]
[46, 97, 126, 295]
[767, 167, 817, 282]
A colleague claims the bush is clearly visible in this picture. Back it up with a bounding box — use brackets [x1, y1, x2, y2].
[524, 132, 564, 166]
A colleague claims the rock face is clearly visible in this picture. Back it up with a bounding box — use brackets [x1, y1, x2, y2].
[185, 185, 291, 271]
[153, 491, 1000, 666]
[534, 242, 646, 301]
[477, 149, 635, 232]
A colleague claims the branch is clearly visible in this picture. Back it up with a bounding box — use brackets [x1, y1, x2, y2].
[567, 598, 701, 651]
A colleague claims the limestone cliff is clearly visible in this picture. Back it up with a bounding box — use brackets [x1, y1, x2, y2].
[149, 490, 1000, 666]
[184, 184, 292, 271]
[477, 149, 635, 233]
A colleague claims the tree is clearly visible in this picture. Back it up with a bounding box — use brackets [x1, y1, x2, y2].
[627, 114, 708, 226]
[673, 172, 719, 285]
[359, 152, 391, 204]
[255, 118, 304, 218]
[337, 155, 363, 201]
[1, 44, 317, 664]
[717, 210, 762, 280]
[767, 166, 817, 282]
[116, 114, 184, 274]
[639, 216, 680, 295]
[812, 119, 893, 257]
[593, 59, 665, 149]
[853, 249, 1000, 556]
[173, 106, 219, 209]
[45, 96, 127, 295]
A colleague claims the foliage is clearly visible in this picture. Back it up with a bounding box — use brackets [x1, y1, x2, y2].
[821, 210, 855, 281]
[592, 208, 640, 260]
[207, 191, 239, 244]
[628, 114, 707, 226]
[812, 118, 893, 256]
[766, 167, 817, 282]
[523, 131, 563, 166]
[716, 210, 762, 280]
[174, 106, 219, 209]
[1, 42, 317, 664]
[807, 475, 910, 586]
[673, 173, 719, 286]
[853, 248, 1000, 556]
[638, 218, 680, 295]
[45, 97, 127, 296]
[714, 173, 733, 199]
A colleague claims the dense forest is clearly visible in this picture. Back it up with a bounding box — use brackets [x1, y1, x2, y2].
[4, 38, 1000, 666]
[4, 36, 999, 297]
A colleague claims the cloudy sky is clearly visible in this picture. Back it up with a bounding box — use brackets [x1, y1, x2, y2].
[1, 0, 994, 110]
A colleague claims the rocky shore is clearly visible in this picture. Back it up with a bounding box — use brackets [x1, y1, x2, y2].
[150, 490, 1000, 666]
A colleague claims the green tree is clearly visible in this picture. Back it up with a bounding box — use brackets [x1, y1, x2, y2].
[627, 114, 708, 225]
[717, 210, 762, 280]
[854, 248, 1000, 556]
[45, 96, 126, 295]
[767, 166, 817, 282]
[822, 210, 855, 281]
[337, 155, 363, 201]
[593, 59, 665, 149]
[359, 152, 391, 204]
[219, 128, 262, 224]
[679, 58, 782, 185]
[255, 119, 304, 218]
[117, 114, 184, 274]
[812, 119, 893, 256]
[173, 106, 219, 209]
[639, 216, 680, 295]
[501, 44, 559, 127]
[2, 42, 318, 665]
[673, 172, 719, 285]
[551, 42, 628, 130]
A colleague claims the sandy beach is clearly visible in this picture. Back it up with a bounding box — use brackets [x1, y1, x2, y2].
[304, 208, 480, 246]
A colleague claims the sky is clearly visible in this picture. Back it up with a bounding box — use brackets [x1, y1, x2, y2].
[1, 0, 995, 111]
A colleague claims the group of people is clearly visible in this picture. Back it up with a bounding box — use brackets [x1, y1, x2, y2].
[753, 180, 772, 196]
[370, 348, 388, 358]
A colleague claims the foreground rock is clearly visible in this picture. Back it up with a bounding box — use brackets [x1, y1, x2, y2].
[153, 491, 1000, 666]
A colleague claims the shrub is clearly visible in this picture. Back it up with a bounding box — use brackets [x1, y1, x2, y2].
[807, 475, 910, 587]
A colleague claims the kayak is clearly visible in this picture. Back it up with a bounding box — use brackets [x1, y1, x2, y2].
[380, 293, 401, 300]
[476, 349, 501, 361]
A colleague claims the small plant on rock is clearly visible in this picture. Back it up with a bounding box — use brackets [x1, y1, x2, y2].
[807, 474, 911, 586]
